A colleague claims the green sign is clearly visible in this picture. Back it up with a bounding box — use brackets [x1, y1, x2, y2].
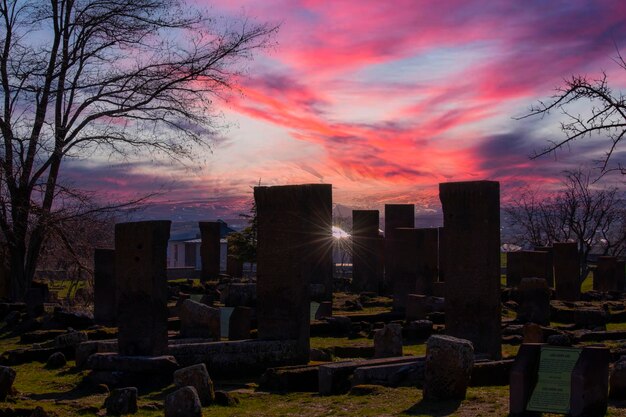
[527, 346, 582, 413]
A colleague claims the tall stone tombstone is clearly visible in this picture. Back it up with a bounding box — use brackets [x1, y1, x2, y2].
[384, 204, 414, 292]
[351, 210, 383, 293]
[390, 227, 437, 311]
[594, 256, 618, 292]
[534, 246, 554, 286]
[506, 251, 524, 287]
[440, 180, 501, 359]
[617, 260, 626, 292]
[115, 221, 170, 356]
[553, 242, 580, 301]
[254, 184, 332, 363]
[507, 251, 552, 287]
[199, 221, 221, 280]
[94, 248, 116, 326]
[437, 227, 446, 282]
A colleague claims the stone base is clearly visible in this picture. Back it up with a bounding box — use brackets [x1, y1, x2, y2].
[86, 353, 179, 374]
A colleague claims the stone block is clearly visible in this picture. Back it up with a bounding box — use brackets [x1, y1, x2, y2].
[423, 335, 474, 401]
[104, 387, 137, 416]
[516, 277, 551, 325]
[165, 386, 202, 417]
[374, 323, 402, 358]
[179, 299, 220, 340]
[173, 363, 214, 406]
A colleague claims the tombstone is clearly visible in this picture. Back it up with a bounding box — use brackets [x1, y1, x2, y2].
[423, 335, 474, 401]
[440, 181, 501, 359]
[179, 299, 220, 339]
[617, 260, 626, 292]
[388, 228, 436, 311]
[228, 306, 252, 341]
[507, 251, 552, 288]
[373, 323, 402, 358]
[516, 278, 551, 326]
[24, 286, 46, 317]
[94, 248, 116, 326]
[384, 204, 414, 292]
[255, 184, 332, 363]
[553, 242, 580, 301]
[115, 221, 170, 356]
[351, 210, 383, 293]
[594, 256, 618, 292]
[534, 246, 554, 287]
[226, 255, 243, 278]
[199, 222, 221, 280]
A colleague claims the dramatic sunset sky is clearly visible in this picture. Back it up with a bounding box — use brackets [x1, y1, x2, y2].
[65, 1, 626, 220]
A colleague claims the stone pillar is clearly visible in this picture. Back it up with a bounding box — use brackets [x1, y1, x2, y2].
[199, 222, 221, 280]
[553, 242, 580, 301]
[534, 246, 554, 287]
[115, 221, 170, 356]
[617, 260, 626, 292]
[437, 227, 445, 282]
[507, 251, 552, 288]
[595, 256, 618, 292]
[0, 244, 10, 299]
[351, 210, 382, 293]
[94, 248, 116, 326]
[384, 204, 414, 294]
[226, 255, 243, 278]
[254, 184, 332, 363]
[390, 228, 437, 311]
[229, 306, 252, 341]
[440, 180, 501, 359]
[506, 251, 523, 288]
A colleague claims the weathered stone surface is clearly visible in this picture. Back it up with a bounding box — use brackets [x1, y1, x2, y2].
[405, 295, 443, 321]
[534, 246, 555, 287]
[319, 356, 418, 395]
[352, 359, 424, 387]
[550, 301, 610, 327]
[94, 248, 116, 326]
[199, 221, 221, 280]
[0, 366, 16, 401]
[509, 343, 542, 415]
[595, 256, 618, 292]
[374, 323, 402, 358]
[255, 184, 332, 362]
[104, 387, 137, 416]
[52, 308, 94, 329]
[351, 210, 383, 294]
[423, 335, 474, 401]
[86, 353, 179, 374]
[228, 306, 252, 341]
[571, 346, 610, 417]
[115, 221, 170, 356]
[45, 352, 66, 369]
[214, 390, 240, 406]
[390, 228, 437, 311]
[179, 299, 220, 340]
[507, 250, 552, 288]
[167, 339, 302, 377]
[610, 356, 626, 399]
[260, 364, 320, 392]
[553, 242, 580, 300]
[76, 340, 118, 369]
[516, 277, 551, 325]
[440, 181, 501, 359]
[384, 204, 414, 293]
[173, 363, 214, 406]
[522, 323, 543, 343]
[54, 331, 88, 348]
[165, 386, 201, 417]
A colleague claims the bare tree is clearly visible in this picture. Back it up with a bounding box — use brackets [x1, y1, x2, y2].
[505, 169, 626, 282]
[0, 0, 276, 300]
[520, 51, 626, 176]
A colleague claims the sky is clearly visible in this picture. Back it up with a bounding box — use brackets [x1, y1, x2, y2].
[63, 0, 626, 220]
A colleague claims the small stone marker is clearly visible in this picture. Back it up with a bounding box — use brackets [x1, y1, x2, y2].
[594, 256, 618, 292]
[165, 386, 202, 417]
[0, 366, 16, 401]
[609, 356, 626, 400]
[516, 277, 551, 325]
[104, 387, 138, 416]
[173, 363, 214, 406]
[424, 335, 474, 401]
[374, 323, 402, 358]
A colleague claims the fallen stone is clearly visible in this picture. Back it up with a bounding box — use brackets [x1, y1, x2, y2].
[104, 387, 138, 415]
[0, 366, 16, 401]
[54, 331, 88, 348]
[214, 390, 239, 406]
[469, 359, 514, 386]
[45, 352, 66, 369]
[20, 330, 66, 344]
[164, 386, 201, 417]
[173, 363, 214, 406]
[423, 335, 474, 401]
[374, 323, 402, 358]
[352, 359, 424, 387]
[86, 353, 179, 374]
[75, 340, 118, 369]
[52, 308, 94, 329]
[259, 364, 319, 392]
[349, 384, 387, 395]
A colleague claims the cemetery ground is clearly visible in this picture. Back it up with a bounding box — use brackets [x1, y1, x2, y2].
[1, 281, 626, 417]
